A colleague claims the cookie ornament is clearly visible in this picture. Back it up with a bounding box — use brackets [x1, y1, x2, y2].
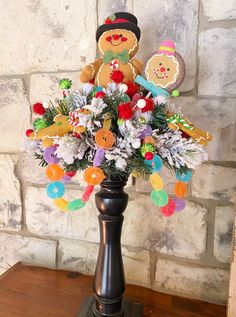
[80, 12, 143, 87]
[135, 40, 185, 103]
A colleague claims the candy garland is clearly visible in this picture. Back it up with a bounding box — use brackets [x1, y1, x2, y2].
[141, 144, 192, 217]
[44, 145, 106, 211]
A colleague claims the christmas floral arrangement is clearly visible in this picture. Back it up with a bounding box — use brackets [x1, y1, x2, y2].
[23, 12, 212, 217]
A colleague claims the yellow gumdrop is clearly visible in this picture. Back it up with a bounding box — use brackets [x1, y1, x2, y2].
[54, 198, 68, 211]
[149, 173, 164, 190]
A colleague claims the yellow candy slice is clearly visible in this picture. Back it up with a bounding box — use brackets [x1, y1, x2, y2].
[149, 173, 164, 190]
[54, 198, 68, 211]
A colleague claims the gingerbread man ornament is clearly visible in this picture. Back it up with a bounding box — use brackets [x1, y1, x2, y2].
[135, 40, 185, 102]
[80, 12, 143, 87]
[135, 40, 212, 146]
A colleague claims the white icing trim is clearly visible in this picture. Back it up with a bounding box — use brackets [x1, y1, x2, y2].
[129, 62, 136, 79]
[90, 63, 95, 78]
[96, 63, 104, 86]
[42, 135, 55, 140]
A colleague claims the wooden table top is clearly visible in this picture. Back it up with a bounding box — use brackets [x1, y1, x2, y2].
[0, 263, 226, 317]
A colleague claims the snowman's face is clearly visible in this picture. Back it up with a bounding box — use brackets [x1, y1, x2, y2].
[145, 53, 180, 89]
[98, 29, 138, 58]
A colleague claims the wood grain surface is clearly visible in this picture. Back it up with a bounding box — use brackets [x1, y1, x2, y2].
[0, 263, 226, 317]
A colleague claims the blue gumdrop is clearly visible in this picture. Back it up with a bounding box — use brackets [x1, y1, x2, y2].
[94, 86, 104, 92]
[144, 154, 163, 173]
[176, 170, 193, 183]
[47, 181, 65, 199]
[152, 155, 163, 172]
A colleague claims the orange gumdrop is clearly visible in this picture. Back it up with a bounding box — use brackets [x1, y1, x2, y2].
[46, 164, 64, 181]
[95, 128, 115, 149]
[143, 136, 155, 145]
[174, 181, 188, 198]
[84, 167, 105, 185]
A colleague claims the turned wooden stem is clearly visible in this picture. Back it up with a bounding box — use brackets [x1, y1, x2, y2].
[92, 176, 129, 317]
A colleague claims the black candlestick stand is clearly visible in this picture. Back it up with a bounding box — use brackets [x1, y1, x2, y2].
[77, 177, 143, 316]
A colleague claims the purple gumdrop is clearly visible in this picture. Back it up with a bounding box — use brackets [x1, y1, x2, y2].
[61, 175, 71, 183]
[93, 148, 105, 167]
[43, 146, 60, 164]
[173, 197, 186, 212]
[139, 125, 152, 139]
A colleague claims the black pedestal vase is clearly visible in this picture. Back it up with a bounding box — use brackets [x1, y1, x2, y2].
[77, 177, 143, 317]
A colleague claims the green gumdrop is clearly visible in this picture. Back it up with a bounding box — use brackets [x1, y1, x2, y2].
[151, 189, 169, 207]
[68, 198, 85, 211]
[117, 119, 125, 126]
[121, 94, 130, 102]
[59, 78, 72, 89]
[171, 89, 180, 98]
[33, 118, 48, 130]
[140, 143, 155, 157]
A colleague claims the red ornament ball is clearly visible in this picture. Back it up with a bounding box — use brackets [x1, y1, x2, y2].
[73, 132, 81, 139]
[126, 81, 139, 98]
[33, 102, 45, 115]
[105, 18, 112, 24]
[95, 91, 106, 98]
[89, 78, 95, 84]
[65, 171, 77, 177]
[25, 129, 34, 137]
[118, 102, 133, 120]
[144, 152, 154, 160]
[110, 70, 124, 83]
[141, 98, 155, 113]
[160, 198, 176, 217]
[181, 131, 191, 139]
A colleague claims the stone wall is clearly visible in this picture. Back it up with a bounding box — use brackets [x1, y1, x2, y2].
[0, 0, 235, 305]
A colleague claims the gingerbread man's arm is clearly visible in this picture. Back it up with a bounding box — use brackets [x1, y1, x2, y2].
[167, 112, 213, 146]
[130, 58, 143, 74]
[80, 58, 103, 83]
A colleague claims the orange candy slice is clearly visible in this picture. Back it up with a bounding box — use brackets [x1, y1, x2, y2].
[174, 181, 188, 198]
[95, 128, 115, 149]
[46, 164, 64, 181]
[84, 167, 105, 185]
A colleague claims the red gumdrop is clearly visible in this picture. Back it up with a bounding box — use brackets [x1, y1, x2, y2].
[95, 91, 106, 98]
[160, 198, 176, 217]
[82, 185, 94, 202]
[25, 129, 34, 137]
[65, 171, 77, 177]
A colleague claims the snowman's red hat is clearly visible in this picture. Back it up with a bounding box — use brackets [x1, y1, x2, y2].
[96, 12, 141, 42]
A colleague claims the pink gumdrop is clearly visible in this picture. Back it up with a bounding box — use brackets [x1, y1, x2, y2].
[172, 197, 186, 212]
[82, 185, 94, 202]
[132, 93, 142, 104]
[43, 146, 60, 164]
[160, 198, 176, 217]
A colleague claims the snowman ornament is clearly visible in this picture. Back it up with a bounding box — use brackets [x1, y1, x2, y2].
[135, 40, 185, 104]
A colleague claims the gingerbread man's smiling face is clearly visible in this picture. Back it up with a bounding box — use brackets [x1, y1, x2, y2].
[98, 29, 138, 58]
[144, 52, 185, 91]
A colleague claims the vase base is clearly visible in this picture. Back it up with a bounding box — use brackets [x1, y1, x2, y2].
[77, 297, 143, 317]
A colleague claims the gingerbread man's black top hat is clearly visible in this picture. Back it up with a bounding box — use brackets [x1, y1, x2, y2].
[96, 12, 141, 42]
